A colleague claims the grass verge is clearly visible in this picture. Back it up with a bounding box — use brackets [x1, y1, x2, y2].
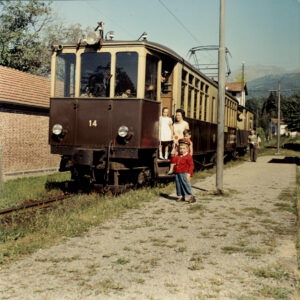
[260, 137, 300, 158]
[0, 186, 160, 265]
[0, 172, 71, 209]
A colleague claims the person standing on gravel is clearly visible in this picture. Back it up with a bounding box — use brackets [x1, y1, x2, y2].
[170, 139, 195, 203]
[248, 130, 258, 162]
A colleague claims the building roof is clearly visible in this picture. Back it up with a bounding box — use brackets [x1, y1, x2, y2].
[0, 65, 50, 108]
[226, 82, 248, 95]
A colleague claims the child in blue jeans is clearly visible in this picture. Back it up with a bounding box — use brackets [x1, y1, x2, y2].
[171, 139, 195, 203]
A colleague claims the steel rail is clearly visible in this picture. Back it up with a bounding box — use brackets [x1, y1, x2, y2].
[0, 194, 71, 217]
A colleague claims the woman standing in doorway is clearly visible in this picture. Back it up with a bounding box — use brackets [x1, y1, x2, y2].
[173, 109, 189, 147]
[169, 109, 190, 173]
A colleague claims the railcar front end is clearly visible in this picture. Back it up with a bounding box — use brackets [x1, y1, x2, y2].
[49, 41, 161, 189]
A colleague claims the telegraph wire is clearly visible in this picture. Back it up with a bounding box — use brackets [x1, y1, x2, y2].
[86, 1, 136, 39]
[157, 0, 200, 44]
[157, 0, 218, 73]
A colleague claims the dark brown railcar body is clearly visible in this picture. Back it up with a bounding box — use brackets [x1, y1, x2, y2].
[188, 119, 217, 155]
[50, 98, 159, 153]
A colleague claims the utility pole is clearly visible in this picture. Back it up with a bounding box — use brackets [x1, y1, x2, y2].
[216, 0, 226, 192]
[241, 61, 245, 106]
[268, 85, 300, 154]
[269, 81, 281, 154]
[276, 81, 280, 154]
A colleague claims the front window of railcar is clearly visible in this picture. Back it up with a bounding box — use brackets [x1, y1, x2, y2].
[115, 52, 138, 98]
[80, 52, 111, 97]
[55, 54, 76, 97]
[145, 54, 158, 100]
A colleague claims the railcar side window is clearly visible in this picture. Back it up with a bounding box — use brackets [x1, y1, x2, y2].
[115, 52, 138, 98]
[55, 54, 76, 97]
[181, 70, 187, 109]
[180, 84, 185, 110]
[80, 52, 111, 97]
[194, 90, 198, 119]
[187, 86, 193, 117]
[145, 55, 158, 100]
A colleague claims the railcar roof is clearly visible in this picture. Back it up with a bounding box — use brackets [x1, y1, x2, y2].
[53, 39, 239, 105]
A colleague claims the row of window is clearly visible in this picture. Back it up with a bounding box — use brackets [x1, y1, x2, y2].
[55, 51, 239, 127]
[55, 52, 158, 100]
[180, 69, 237, 127]
[180, 70, 215, 123]
[225, 98, 238, 128]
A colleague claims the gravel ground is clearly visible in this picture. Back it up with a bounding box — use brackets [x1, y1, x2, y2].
[0, 155, 298, 300]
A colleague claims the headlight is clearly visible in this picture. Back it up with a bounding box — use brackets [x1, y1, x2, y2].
[52, 124, 63, 135]
[86, 31, 101, 45]
[118, 126, 129, 138]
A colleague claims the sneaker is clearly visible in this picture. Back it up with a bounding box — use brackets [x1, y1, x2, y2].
[188, 196, 196, 203]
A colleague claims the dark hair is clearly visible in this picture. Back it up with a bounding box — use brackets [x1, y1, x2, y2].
[176, 108, 185, 119]
[162, 107, 168, 113]
[183, 129, 191, 136]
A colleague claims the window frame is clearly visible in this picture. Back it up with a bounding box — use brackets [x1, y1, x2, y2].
[114, 51, 139, 98]
[54, 53, 76, 98]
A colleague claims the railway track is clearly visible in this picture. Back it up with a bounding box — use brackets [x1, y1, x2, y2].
[0, 194, 72, 217]
[0, 181, 135, 219]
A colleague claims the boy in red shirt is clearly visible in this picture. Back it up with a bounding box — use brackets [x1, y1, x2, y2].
[170, 139, 196, 203]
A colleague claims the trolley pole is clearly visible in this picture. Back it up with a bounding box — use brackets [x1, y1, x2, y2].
[216, 0, 226, 192]
[276, 80, 281, 154]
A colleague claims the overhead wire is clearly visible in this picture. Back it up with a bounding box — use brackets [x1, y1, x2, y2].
[158, 0, 200, 44]
[157, 0, 219, 77]
[86, 1, 136, 39]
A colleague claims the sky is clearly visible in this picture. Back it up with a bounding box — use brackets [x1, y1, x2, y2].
[52, 0, 300, 76]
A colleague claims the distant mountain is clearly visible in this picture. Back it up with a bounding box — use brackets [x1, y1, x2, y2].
[229, 64, 287, 82]
[246, 72, 300, 98]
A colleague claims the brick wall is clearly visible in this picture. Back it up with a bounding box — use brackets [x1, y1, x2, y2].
[0, 66, 61, 180]
[0, 108, 61, 178]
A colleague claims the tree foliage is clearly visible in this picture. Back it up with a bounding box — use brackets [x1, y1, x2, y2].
[39, 23, 90, 75]
[235, 73, 248, 84]
[0, 0, 52, 74]
[262, 92, 277, 118]
[0, 0, 89, 76]
[281, 95, 300, 132]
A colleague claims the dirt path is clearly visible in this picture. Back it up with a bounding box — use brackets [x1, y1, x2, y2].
[0, 156, 298, 300]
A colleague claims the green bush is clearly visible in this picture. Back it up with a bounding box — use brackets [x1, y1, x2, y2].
[256, 127, 266, 146]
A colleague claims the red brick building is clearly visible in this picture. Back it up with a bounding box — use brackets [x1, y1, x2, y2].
[0, 66, 60, 180]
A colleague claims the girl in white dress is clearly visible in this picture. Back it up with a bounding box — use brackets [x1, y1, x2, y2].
[159, 107, 173, 159]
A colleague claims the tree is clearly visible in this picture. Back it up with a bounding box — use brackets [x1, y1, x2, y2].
[235, 73, 248, 84]
[0, 0, 52, 75]
[262, 92, 277, 118]
[281, 95, 300, 132]
[245, 97, 263, 129]
[0, 0, 90, 76]
[39, 23, 91, 75]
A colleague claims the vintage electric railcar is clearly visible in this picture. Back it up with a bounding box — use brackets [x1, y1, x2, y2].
[49, 28, 253, 190]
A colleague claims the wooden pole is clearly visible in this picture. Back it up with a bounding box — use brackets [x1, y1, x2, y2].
[276, 80, 281, 154]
